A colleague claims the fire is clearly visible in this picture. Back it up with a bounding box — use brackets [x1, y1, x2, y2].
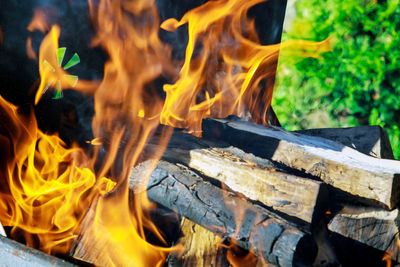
[27, 9, 50, 33]
[159, 0, 331, 133]
[0, 0, 331, 265]
[383, 252, 392, 267]
[0, 95, 116, 254]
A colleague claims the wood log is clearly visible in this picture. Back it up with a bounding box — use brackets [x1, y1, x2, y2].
[72, 159, 317, 266]
[328, 205, 400, 263]
[296, 125, 394, 159]
[146, 130, 328, 225]
[202, 116, 400, 209]
[0, 235, 76, 267]
[168, 219, 274, 266]
[166, 217, 230, 267]
[70, 204, 103, 265]
[0, 221, 6, 237]
[131, 160, 317, 267]
[71, 197, 180, 266]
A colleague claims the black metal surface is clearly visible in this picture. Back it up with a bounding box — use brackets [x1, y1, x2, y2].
[0, 0, 287, 145]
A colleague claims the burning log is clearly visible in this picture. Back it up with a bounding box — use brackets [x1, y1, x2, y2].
[71, 159, 317, 266]
[203, 117, 400, 209]
[70, 118, 400, 266]
[328, 205, 400, 263]
[167, 218, 230, 267]
[131, 160, 318, 266]
[147, 130, 328, 225]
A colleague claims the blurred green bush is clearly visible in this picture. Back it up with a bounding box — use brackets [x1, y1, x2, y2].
[273, 0, 400, 158]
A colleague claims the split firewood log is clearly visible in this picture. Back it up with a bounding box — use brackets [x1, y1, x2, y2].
[166, 218, 277, 266]
[202, 116, 400, 209]
[145, 130, 328, 226]
[166, 218, 230, 267]
[0, 235, 75, 266]
[71, 159, 317, 266]
[131, 160, 318, 267]
[0, 221, 6, 237]
[296, 125, 394, 159]
[328, 205, 400, 263]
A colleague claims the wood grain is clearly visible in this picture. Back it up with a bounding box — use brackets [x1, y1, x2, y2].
[160, 145, 327, 225]
[202, 117, 400, 209]
[132, 160, 318, 266]
[296, 125, 394, 159]
[328, 205, 400, 262]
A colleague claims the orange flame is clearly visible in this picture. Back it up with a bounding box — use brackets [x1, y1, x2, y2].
[159, 0, 331, 133]
[26, 37, 37, 60]
[226, 243, 258, 267]
[36, 26, 95, 104]
[0, 95, 116, 254]
[0, 0, 332, 265]
[383, 252, 392, 267]
[1, 0, 179, 264]
[27, 9, 50, 34]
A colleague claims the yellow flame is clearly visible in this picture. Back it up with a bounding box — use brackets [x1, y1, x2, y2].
[0, 0, 332, 265]
[383, 252, 392, 267]
[159, 0, 331, 133]
[0, 95, 116, 254]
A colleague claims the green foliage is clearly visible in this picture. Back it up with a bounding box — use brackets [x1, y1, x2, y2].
[274, 0, 400, 158]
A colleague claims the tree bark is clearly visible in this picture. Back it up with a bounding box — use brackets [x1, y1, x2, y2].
[131, 160, 318, 267]
[146, 130, 328, 225]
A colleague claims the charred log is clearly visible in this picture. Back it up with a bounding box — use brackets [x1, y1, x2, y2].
[131, 160, 318, 267]
[0, 235, 76, 267]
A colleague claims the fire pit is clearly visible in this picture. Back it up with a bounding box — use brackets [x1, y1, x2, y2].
[0, 1, 398, 267]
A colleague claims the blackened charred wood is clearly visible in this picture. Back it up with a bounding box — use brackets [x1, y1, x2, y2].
[328, 205, 400, 263]
[296, 125, 394, 159]
[202, 116, 400, 210]
[312, 219, 340, 266]
[146, 130, 328, 226]
[131, 160, 317, 267]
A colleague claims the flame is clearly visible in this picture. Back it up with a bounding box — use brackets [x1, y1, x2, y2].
[0, 0, 332, 265]
[0, 95, 116, 254]
[1, 0, 179, 263]
[159, 0, 331, 133]
[86, 138, 102, 146]
[383, 252, 392, 267]
[26, 37, 37, 60]
[27, 9, 50, 34]
[226, 243, 258, 267]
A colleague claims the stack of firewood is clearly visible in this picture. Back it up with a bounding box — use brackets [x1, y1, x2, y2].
[71, 116, 400, 267]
